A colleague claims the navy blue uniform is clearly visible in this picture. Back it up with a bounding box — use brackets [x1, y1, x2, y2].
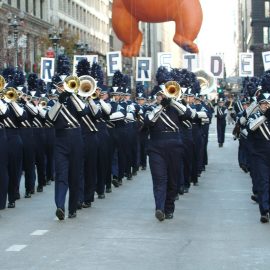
[46, 93, 85, 217]
[216, 105, 227, 145]
[109, 99, 127, 184]
[145, 99, 189, 216]
[78, 99, 100, 204]
[3, 101, 26, 206]
[247, 110, 270, 216]
[0, 101, 9, 209]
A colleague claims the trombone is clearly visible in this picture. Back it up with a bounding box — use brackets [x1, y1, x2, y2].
[163, 81, 182, 99]
[78, 75, 96, 98]
[63, 75, 80, 94]
[38, 97, 48, 109]
[1, 87, 19, 102]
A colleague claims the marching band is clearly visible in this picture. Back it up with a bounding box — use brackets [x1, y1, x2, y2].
[0, 57, 230, 222]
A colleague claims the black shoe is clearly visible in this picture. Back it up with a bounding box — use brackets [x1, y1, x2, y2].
[82, 201, 91, 208]
[179, 186, 185, 195]
[175, 194, 179, 200]
[155, 209, 165, 222]
[197, 173, 201, 177]
[37, 185, 43, 192]
[260, 213, 269, 223]
[46, 180, 52, 185]
[132, 168, 138, 176]
[118, 178, 123, 186]
[24, 192, 31, 198]
[98, 194, 105, 199]
[8, 202, 15, 208]
[126, 174, 132, 180]
[251, 194, 258, 203]
[219, 143, 223, 147]
[112, 179, 119, 188]
[165, 213, 174, 219]
[68, 212, 77, 219]
[77, 202, 82, 210]
[141, 166, 146, 171]
[184, 187, 189, 193]
[30, 189, 35, 195]
[56, 208, 65, 220]
[15, 192, 20, 200]
[106, 188, 112, 193]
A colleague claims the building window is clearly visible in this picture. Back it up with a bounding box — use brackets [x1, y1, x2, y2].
[26, 0, 29, 12]
[17, 0, 20, 9]
[40, 0, 43, 19]
[33, 0, 36, 16]
[7, 0, 11, 5]
[264, 27, 270, 44]
[265, 1, 270, 18]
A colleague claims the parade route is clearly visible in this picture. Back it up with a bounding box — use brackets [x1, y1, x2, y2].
[1, 123, 270, 270]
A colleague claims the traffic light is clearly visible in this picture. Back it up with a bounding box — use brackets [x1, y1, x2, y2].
[217, 87, 223, 94]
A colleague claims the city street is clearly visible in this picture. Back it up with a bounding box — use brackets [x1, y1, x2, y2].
[0, 123, 270, 270]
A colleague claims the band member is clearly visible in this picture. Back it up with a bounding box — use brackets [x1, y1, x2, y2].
[145, 85, 190, 221]
[247, 92, 270, 223]
[216, 97, 227, 147]
[0, 98, 9, 210]
[136, 86, 149, 171]
[3, 90, 25, 208]
[46, 75, 85, 220]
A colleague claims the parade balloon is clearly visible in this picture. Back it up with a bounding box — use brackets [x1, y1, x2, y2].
[112, 0, 203, 57]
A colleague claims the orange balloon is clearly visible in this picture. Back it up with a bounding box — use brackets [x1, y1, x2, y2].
[112, 0, 203, 57]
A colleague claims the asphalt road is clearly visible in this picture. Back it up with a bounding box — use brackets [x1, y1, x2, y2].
[1, 122, 269, 270]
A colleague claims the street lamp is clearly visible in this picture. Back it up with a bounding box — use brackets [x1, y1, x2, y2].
[7, 11, 25, 68]
[75, 41, 91, 55]
[48, 26, 63, 70]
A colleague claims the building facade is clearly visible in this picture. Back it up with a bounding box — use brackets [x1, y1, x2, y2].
[0, 0, 52, 71]
[0, 0, 111, 72]
[239, 0, 270, 76]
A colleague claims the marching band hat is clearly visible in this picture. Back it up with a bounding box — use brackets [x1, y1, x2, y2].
[257, 92, 270, 103]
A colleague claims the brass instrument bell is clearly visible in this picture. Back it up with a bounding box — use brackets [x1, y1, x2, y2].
[78, 75, 97, 97]
[2, 87, 19, 102]
[63, 75, 80, 93]
[163, 81, 182, 99]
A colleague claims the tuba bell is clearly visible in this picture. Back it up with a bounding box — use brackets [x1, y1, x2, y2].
[194, 69, 215, 93]
[78, 75, 96, 97]
[163, 81, 182, 99]
[63, 75, 80, 94]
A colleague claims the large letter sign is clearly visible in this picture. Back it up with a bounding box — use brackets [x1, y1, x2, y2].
[40, 57, 55, 82]
[239, 53, 254, 77]
[262, 51, 270, 71]
[183, 54, 199, 71]
[73, 55, 98, 75]
[136, 57, 152, 82]
[157, 52, 172, 69]
[210, 55, 224, 78]
[106, 51, 122, 76]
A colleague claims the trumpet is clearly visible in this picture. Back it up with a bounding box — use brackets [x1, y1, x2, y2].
[90, 91, 99, 99]
[163, 81, 182, 99]
[63, 75, 80, 94]
[1, 87, 19, 102]
[38, 97, 48, 108]
[78, 75, 96, 97]
[26, 95, 32, 102]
